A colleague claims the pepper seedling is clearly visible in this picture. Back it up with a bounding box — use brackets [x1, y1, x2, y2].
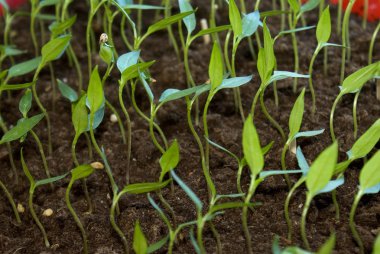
[349, 151, 380, 254]
[65, 164, 97, 254]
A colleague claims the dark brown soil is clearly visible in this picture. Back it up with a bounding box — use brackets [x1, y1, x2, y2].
[0, 1, 379, 254]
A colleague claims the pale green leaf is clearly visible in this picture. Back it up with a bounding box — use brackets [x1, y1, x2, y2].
[209, 42, 224, 90]
[229, 0, 242, 36]
[159, 140, 180, 181]
[41, 34, 71, 66]
[316, 6, 331, 44]
[0, 114, 44, 144]
[289, 88, 306, 140]
[133, 221, 148, 254]
[87, 66, 104, 114]
[243, 115, 264, 175]
[71, 164, 95, 182]
[359, 151, 380, 192]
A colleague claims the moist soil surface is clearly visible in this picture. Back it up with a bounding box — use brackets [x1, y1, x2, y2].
[0, 1, 379, 253]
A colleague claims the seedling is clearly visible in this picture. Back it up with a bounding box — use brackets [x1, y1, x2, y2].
[272, 233, 336, 253]
[20, 149, 68, 247]
[287, 0, 321, 92]
[302, 142, 338, 250]
[0, 177, 21, 224]
[66, 164, 96, 254]
[330, 62, 380, 142]
[110, 180, 171, 253]
[349, 151, 380, 254]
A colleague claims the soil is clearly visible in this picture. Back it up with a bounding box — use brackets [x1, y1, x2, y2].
[0, 1, 379, 254]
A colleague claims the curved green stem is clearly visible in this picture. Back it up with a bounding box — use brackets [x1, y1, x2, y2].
[242, 176, 262, 254]
[0, 116, 18, 183]
[29, 187, 50, 247]
[349, 191, 364, 254]
[118, 84, 132, 184]
[231, 40, 245, 121]
[196, 215, 206, 254]
[331, 189, 340, 221]
[149, 106, 165, 154]
[337, 0, 343, 35]
[285, 177, 306, 241]
[260, 91, 285, 141]
[30, 130, 51, 180]
[300, 194, 312, 250]
[329, 94, 342, 142]
[289, 16, 299, 93]
[353, 90, 360, 140]
[0, 179, 21, 224]
[250, 86, 262, 119]
[66, 181, 88, 254]
[340, 0, 355, 84]
[309, 48, 320, 115]
[368, 22, 380, 65]
[110, 192, 129, 254]
[164, 0, 180, 60]
[281, 142, 291, 188]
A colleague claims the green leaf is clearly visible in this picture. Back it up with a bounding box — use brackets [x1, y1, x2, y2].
[287, 0, 300, 13]
[306, 142, 338, 197]
[171, 170, 203, 210]
[86, 105, 105, 131]
[19, 89, 33, 117]
[147, 235, 169, 254]
[316, 6, 331, 44]
[317, 233, 336, 254]
[373, 234, 380, 254]
[192, 25, 231, 41]
[359, 151, 380, 192]
[57, 79, 78, 102]
[38, 0, 60, 8]
[293, 129, 325, 139]
[350, 119, 380, 160]
[288, 88, 306, 140]
[268, 71, 309, 85]
[99, 44, 114, 65]
[133, 220, 148, 254]
[71, 164, 95, 182]
[138, 71, 154, 103]
[216, 75, 253, 91]
[121, 61, 155, 85]
[340, 62, 380, 95]
[0, 82, 35, 92]
[122, 179, 171, 194]
[300, 0, 321, 14]
[41, 34, 72, 66]
[210, 202, 253, 214]
[35, 173, 69, 188]
[117, 50, 140, 73]
[87, 66, 104, 114]
[72, 96, 89, 137]
[229, 0, 242, 36]
[241, 11, 260, 38]
[159, 140, 180, 181]
[209, 42, 224, 90]
[7, 57, 41, 79]
[261, 21, 275, 82]
[146, 11, 193, 37]
[275, 26, 316, 41]
[49, 15, 77, 38]
[243, 115, 264, 175]
[158, 84, 209, 103]
[2, 45, 26, 57]
[124, 4, 164, 9]
[179, 0, 196, 35]
[0, 114, 44, 144]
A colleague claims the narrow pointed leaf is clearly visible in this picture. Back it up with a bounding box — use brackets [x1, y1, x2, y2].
[317, 6, 331, 44]
[7, 57, 41, 79]
[122, 179, 171, 194]
[147, 236, 169, 253]
[179, 0, 196, 34]
[243, 115, 264, 175]
[289, 88, 306, 140]
[159, 140, 180, 181]
[35, 173, 69, 188]
[146, 11, 193, 36]
[317, 233, 336, 254]
[229, 0, 242, 36]
[0, 114, 44, 144]
[71, 164, 95, 181]
[171, 170, 202, 210]
[0, 82, 35, 92]
[158, 84, 208, 103]
[19, 89, 32, 117]
[58, 79, 78, 102]
[216, 75, 253, 91]
[241, 11, 260, 38]
[293, 129, 325, 139]
[340, 62, 380, 95]
[317, 177, 344, 194]
[300, 0, 321, 13]
[192, 25, 231, 40]
[306, 142, 338, 197]
[72, 96, 89, 136]
[268, 71, 309, 85]
[117, 50, 141, 73]
[133, 221, 148, 254]
[209, 42, 224, 90]
[87, 66, 104, 114]
[41, 34, 71, 66]
[359, 151, 380, 192]
[350, 119, 380, 160]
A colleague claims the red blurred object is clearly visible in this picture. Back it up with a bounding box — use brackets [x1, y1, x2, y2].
[0, 0, 28, 16]
[301, 0, 380, 21]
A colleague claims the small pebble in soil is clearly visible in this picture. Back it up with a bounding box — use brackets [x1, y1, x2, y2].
[42, 208, 53, 217]
[110, 114, 118, 123]
[17, 203, 25, 213]
[91, 161, 104, 169]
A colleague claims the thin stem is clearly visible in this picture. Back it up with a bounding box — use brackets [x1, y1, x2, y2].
[340, 0, 355, 84]
[260, 91, 286, 141]
[231, 40, 245, 122]
[209, 222, 222, 254]
[110, 192, 129, 253]
[285, 177, 306, 241]
[105, 100, 127, 145]
[30, 9, 39, 56]
[250, 86, 262, 119]
[0, 116, 18, 183]
[30, 130, 51, 180]
[281, 142, 291, 188]
[350, 191, 364, 254]
[66, 181, 88, 254]
[242, 176, 262, 254]
[337, 0, 343, 35]
[68, 46, 83, 92]
[0, 180, 21, 224]
[290, 18, 300, 93]
[353, 90, 360, 140]
[164, 0, 180, 60]
[329, 94, 342, 142]
[72, 135, 93, 213]
[84, 132, 93, 160]
[280, 0, 286, 31]
[149, 106, 165, 154]
[29, 188, 50, 247]
[300, 194, 312, 250]
[368, 22, 380, 65]
[331, 189, 340, 221]
[309, 47, 320, 115]
[196, 215, 206, 254]
[121, 15, 133, 51]
[118, 84, 132, 185]
[362, 0, 368, 29]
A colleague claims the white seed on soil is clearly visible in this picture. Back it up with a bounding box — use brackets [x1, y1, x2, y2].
[63, 77, 68, 83]
[91, 161, 104, 170]
[200, 19, 210, 45]
[110, 114, 118, 123]
[17, 203, 25, 213]
[298, 203, 303, 209]
[43, 208, 53, 217]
